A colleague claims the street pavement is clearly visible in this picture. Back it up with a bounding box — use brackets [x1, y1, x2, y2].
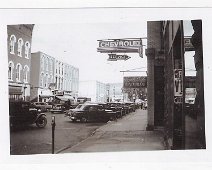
[60, 109, 165, 153]
[10, 112, 106, 155]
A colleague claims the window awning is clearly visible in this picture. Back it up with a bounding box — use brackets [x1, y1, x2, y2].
[9, 86, 22, 95]
[55, 95, 74, 101]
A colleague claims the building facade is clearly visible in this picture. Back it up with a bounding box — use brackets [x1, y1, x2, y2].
[79, 80, 107, 102]
[8, 25, 34, 101]
[123, 76, 147, 102]
[31, 52, 79, 102]
[30, 52, 55, 102]
[146, 20, 205, 149]
[106, 83, 124, 102]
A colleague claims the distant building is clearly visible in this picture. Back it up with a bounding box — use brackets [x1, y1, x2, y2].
[79, 80, 107, 102]
[8, 24, 34, 101]
[106, 83, 125, 102]
[123, 76, 147, 102]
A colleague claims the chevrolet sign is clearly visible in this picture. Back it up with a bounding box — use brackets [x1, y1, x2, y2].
[99, 40, 142, 48]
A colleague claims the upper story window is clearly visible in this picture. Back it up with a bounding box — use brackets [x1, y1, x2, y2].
[40, 72, 44, 87]
[24, 41, 31, 59]
[16, 63, 22, 82]
[23, 65, 29, 83]
[46, 57, 49, 71]
[59, 62, 61, 74]
[56, 61, 58, 74]
[8, 61, 14, 81]
[9, 35, 16, 54]
[17, 38, 24, 57]
[41, 55, 45, 71]
[44, 74, 49, 88]
[50, 59, 53, 72]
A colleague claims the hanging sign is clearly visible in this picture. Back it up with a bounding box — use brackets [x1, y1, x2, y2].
[97, 38, 142, 53]
[174, 69, 183, 104]
[184, 37, 195, 51]
[108, 54, 131, 61]
[123, 76, 147, 88]
[99, 40, 142, 48]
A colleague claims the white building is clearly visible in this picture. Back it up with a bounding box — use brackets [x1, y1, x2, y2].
[63, 63, 79, 98]
[79, 80, 107, 102]
[30, 52, 79, 102]
[106, 83, 126, 102]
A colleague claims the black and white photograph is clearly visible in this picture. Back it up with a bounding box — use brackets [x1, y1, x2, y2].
[7, 20, 205, 154]
[0, 1, 212, 170]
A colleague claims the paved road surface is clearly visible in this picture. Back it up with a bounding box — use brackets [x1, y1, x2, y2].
[10, 111, 106, 155]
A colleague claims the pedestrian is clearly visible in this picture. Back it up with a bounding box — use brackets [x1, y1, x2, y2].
[140, 102, 143, 109]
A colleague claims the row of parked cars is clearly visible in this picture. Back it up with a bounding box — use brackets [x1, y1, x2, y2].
[65, 102, 137, 123]
[9, 100, 139, 128]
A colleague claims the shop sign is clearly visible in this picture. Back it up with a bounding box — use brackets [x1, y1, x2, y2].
[174, 69, 183, 97]
[184, 37, 195, 51]
[99, 40, 142, 48]
[174, 69, 183, 104]
[174, 96, 183, 104]
[124, 76, 147, 88]
[108, 54, 131, 61]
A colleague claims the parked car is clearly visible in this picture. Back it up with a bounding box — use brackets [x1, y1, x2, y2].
[105, 102, 123, 118]
[33, 102, 52, 112]
[124, 102, 136, 112]
[66, 103, 117, 122]
[50, 103, 66, 113]
[9, 101, 47, 128]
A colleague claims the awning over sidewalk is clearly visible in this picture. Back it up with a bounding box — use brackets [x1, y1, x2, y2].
[39, 94, 54, 98]
[9, 86, 22, 95]
[55, 95, 74, 101]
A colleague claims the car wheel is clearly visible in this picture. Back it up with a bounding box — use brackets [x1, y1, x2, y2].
[80, 117, 87, 123]
[36, 116, 47, 128]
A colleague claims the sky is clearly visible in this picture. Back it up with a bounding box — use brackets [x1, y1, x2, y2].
[31, 16, 195, 84]
[31, 21, 148, 83]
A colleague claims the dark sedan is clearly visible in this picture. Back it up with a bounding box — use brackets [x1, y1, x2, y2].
[66, 103, 117, 122]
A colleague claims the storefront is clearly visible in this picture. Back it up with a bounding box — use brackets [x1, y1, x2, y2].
[9, 85, 23, 101]
[146, 20, 205, 149]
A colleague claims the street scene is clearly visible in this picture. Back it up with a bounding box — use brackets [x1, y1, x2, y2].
[7, 14, 205, 154]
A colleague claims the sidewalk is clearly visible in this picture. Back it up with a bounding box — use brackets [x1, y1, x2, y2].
[60, 109, 165, 153]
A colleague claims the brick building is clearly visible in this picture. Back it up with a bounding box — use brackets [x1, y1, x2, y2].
[8, 25, 34, 101]
[146, 20, 205, 149]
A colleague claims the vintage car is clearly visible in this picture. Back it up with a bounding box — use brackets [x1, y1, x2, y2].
[9, 101, 47, 128]
[66, 103, 117, 122]
[33, 102, 52, 112]
[104, 102, 124, 118]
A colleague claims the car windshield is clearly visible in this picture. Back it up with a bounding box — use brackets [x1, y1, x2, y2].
[76, 104, 89, 110]
[75, 104, 83, 109]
